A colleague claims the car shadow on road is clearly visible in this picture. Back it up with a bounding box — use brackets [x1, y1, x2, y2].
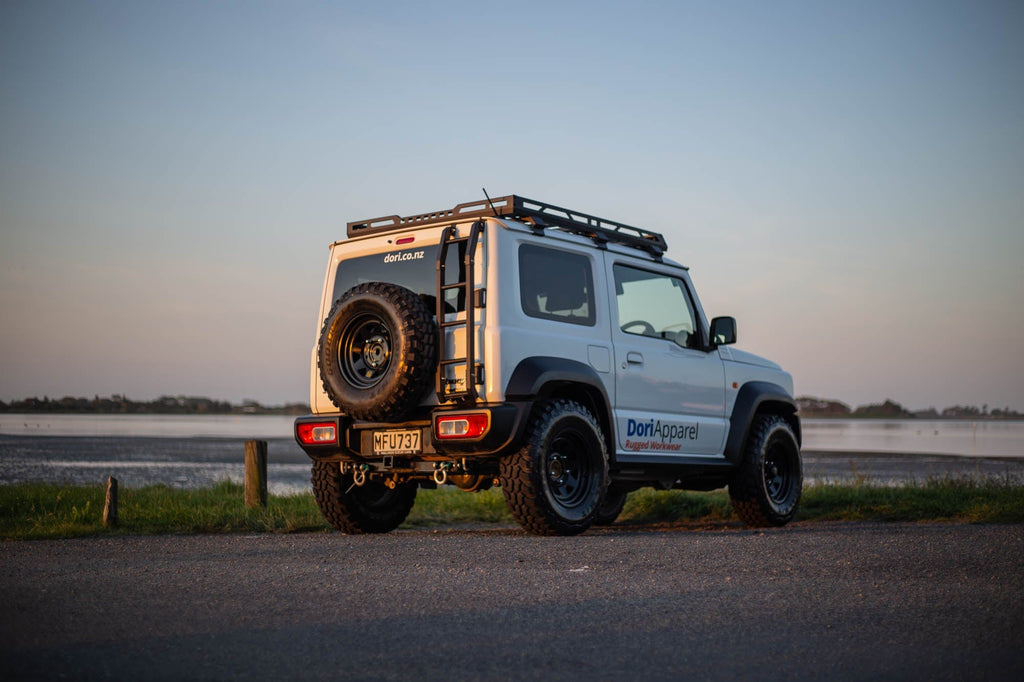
[399, 518, 877, 538]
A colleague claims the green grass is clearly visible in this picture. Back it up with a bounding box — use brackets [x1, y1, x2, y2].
[0, 481, 329, 540]
[619, 488, 736, 524]
[403, 486, 513, 527]
[798, 476, 1024, 523]
[2, 477, 1022, 540]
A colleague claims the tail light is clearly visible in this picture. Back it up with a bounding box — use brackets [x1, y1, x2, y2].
[435, 412, 489, 439]
[297, 422, 338, 445]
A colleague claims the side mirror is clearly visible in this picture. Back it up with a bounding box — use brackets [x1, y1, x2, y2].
[710, 316, 737, 347]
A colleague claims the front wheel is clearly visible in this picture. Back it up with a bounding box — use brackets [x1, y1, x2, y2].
[311, 461, 417, 534]
[499, 400, 609, 536]
[728, 415, 802, 527]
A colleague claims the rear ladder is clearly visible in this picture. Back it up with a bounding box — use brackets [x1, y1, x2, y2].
[436, 220, 484, 404]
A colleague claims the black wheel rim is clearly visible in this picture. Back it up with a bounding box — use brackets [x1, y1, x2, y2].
[338, 312, 393, 389]
[545, 423, 597, 516]
[763, 438, 798, 507]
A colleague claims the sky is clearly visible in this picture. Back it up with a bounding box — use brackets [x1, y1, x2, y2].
[1, 0, 1022, 411]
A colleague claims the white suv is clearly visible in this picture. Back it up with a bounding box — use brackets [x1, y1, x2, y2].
[295, 194, 802, 536]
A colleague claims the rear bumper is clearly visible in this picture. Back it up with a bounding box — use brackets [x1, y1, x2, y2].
[294, 402, 530, 462]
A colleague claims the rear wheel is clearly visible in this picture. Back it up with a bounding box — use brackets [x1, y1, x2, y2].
[592, 485, 628, 526]
[500, 400, 608, 536]
[728, 415, 802, 527]
[311, 461, 417, 534]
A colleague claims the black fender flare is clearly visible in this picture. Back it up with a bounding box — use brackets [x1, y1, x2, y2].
[724, 381, 801, 464]
[505, 356, 615, 447]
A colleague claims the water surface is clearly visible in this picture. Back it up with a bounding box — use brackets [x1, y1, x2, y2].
[2, 414, 1022, 490]
[803, 419, 1023, 458]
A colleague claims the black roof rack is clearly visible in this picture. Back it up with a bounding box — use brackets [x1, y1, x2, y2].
[346, 194, 667, 257]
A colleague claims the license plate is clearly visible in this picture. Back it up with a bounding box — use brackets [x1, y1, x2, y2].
[372, 429, 422, 455]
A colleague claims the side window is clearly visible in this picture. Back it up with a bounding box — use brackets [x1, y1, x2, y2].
[519, 244, 595, 326]
[613, 264, 700, 348]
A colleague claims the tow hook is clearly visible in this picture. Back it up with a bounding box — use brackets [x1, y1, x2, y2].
[433, 462, 454, 486]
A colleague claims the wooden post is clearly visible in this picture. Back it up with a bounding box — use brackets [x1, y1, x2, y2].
[103, 476, 119, 527]
[244, 440, 268, 508]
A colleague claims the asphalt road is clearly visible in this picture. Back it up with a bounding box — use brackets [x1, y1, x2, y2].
[2, 523, 1022, 681]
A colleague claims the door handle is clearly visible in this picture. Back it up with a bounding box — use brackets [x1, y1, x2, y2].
[626, 351, 644, 365]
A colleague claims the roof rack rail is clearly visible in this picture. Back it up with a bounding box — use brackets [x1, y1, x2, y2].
[346, 194, 667, 257]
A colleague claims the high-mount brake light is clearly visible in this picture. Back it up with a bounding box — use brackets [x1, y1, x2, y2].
[435, 412, 489, 439]
[297, 422, 338, 445]
[395, 236, 415, 245]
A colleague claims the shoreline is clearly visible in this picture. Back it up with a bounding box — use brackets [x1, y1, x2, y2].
[1, 433, 1022, 492]
[804, 449, 1024, 462]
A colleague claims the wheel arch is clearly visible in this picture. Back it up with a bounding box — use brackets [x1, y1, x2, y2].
[724, 381, 801, 465]
[505, 356, 615, 454]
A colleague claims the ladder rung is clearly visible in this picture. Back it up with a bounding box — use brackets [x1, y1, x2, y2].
[435, 220, 482, 405]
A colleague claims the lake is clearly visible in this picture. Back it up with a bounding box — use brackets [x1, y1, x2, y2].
[0, 414, 311, 494]
[801, 418, 1024, 458]
[1, 414, 1022, 491]
[4, 414, 1022, 457]
[0, 413, 298, 438]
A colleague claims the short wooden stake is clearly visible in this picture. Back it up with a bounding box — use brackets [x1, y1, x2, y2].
[103, 476, 119, 527]
[244, 440, 268, 509]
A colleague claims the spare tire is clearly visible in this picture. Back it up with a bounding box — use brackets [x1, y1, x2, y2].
[318, 282, 437, 421]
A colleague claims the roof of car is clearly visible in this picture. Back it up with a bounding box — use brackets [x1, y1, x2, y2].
[345, 194, 668, 260]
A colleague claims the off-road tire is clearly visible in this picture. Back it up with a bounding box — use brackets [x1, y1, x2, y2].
[592, 485, 628, 526]
[318, 282, 437, 421]
[311, 461, 417, 534]
[728, 414, 802, 527]
[499, 400, 608, 536]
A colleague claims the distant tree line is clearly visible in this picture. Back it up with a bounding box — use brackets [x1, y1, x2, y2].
[0, 395, 309, 416]
[2, 393, 1016, 420]
[796, 396, 1021, 419]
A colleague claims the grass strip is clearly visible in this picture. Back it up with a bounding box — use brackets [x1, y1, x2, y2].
[2, 477, 1022, 541]
[0, 481, 328, 540]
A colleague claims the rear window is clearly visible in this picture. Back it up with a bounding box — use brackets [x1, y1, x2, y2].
[518, 244, 595, 326]
[332, 243, 467, 313]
